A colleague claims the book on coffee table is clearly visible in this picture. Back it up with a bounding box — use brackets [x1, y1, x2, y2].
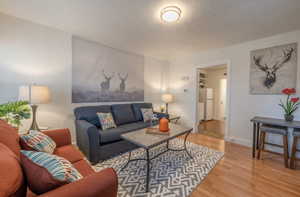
[145, 127, 170, 135]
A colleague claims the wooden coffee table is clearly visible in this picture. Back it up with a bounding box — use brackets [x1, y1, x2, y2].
[120, 123, 193, 192]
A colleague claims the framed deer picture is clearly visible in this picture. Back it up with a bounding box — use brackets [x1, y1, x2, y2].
[249, 43, 298, 94]
[72, 36, 144, 102]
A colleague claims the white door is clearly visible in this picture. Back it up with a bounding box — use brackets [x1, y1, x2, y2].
[219, 79, 227, 120]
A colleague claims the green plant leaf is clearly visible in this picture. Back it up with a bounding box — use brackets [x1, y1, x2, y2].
[279, 100, 288, 114]
[290, 107, 298, 115]
[0, 101, 31, 128]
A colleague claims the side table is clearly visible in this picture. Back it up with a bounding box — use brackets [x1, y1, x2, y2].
[168, 114, 181, 124]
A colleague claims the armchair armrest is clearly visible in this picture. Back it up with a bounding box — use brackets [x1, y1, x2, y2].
[42, 129, 71, 148]
[39, 168, 118, 197]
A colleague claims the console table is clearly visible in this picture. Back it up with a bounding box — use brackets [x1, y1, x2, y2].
[250, 116, 300, 158]
[168, 114, 180, 124]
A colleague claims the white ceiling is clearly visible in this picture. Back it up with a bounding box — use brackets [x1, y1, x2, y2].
[1, 0, 300, 60]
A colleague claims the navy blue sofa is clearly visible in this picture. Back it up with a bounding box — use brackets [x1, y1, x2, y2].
[74, 103, 168, 163]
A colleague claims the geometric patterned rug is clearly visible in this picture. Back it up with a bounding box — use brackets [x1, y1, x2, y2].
[94, 138, 224, 197]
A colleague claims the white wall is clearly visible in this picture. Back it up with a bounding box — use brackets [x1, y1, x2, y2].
[144, 57, 169, 110]
[0, 13, 169, 140]
[169, 30, 300, 149]
[206, 67, 227, 120]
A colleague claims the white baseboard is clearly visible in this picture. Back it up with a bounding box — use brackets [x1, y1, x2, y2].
[225, 136, 252, 147]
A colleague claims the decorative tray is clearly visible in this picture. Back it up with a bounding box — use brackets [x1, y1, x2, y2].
[145, 127, 170, 135]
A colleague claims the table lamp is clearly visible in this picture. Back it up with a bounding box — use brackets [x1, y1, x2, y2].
[161, 93, 174, 114]
[19, 85, 51, 131]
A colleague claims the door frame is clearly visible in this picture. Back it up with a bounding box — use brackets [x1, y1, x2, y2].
[194, 59, 231, 140]
[219, 78, 227, 121]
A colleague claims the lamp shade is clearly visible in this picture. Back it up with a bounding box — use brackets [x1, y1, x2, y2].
[161, 93, 174, 103]
[19, 85, 51, 104]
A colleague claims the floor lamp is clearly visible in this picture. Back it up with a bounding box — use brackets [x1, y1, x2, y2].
[19, 85, 51, 131]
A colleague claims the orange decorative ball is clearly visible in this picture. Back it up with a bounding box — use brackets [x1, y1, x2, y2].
[159, 117, 169, 132]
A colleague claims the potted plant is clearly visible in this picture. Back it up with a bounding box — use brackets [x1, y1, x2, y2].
[0, 101, 31, 129]
[279, 88, 300, 121]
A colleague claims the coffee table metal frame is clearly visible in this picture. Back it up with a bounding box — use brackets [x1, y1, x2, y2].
[120, 128, 193, 193]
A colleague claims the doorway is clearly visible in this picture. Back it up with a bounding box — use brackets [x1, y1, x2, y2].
[196, 64, 228, 139]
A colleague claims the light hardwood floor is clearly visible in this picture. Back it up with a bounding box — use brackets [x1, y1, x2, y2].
[184, 133, 300, 197]
[199, 120, 225, 139]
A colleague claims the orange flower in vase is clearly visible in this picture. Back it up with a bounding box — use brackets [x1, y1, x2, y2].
[282, 88, 296, 95]
[291, 97, 300, 103]
[279, 88, 299, 121]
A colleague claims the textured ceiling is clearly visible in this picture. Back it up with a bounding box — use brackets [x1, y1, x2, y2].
[1, 0, 300, 60]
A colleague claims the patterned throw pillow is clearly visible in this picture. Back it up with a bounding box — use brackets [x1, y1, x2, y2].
[20, 150, 83, 194]
[141, 108, 154, 122]
[20, 130, 56, 154]
[97, 112, 117, 130]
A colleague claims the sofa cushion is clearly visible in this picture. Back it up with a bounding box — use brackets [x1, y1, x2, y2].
[99, 122, 149, 144]
[54, 145, 84, 163]
[20, 150, 83, 194]
[111, 104, 136, 125]
[20, 130, 56, 154]
[0, 120, 21, 158]
[0, 143, 26, 197]
[72, 160, 94, 177]
[132, 103, 153, 121]
[74, 105, 112, 128]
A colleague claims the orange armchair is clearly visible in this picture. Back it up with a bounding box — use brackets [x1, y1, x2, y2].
[0, 120, 118, 197]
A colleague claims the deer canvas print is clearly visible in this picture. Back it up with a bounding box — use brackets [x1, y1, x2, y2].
[250, 43, 297, 94]
[72, 36, 144, 102]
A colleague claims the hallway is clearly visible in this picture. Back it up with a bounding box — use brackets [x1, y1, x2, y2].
[198, 120, 225, 139]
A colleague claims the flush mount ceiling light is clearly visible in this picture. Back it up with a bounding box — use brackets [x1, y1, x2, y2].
[161, 6, 181, 23]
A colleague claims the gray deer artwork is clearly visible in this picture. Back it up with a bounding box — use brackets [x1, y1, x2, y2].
[118, 73, 128, 92]
[72, 36, 144, 102]
[100, 70, 115, 92]
[250, 43, 297, 94]
[253, 48, 294, 88]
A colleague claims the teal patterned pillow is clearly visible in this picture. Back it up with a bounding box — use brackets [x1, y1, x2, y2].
[97, 112, 117, 130]
[20, 130, 56, 154]
[21, 150, 83, 194]
[141, 108, 154, 122]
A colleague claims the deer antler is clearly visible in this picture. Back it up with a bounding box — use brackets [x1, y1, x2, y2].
[102, 69, 109, 79]
[272, 48, 294, 72]
[253, 56, 268, 72]
[118, 73, 128, 80]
